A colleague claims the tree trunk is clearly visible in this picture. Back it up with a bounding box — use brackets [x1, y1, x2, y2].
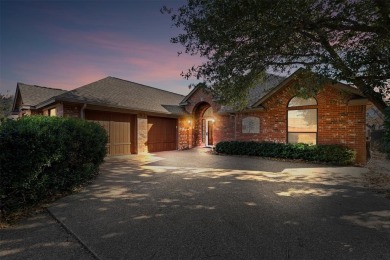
[353, 81, 387, 113]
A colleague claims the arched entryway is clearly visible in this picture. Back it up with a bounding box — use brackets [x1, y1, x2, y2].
[193, 102, 214, 147]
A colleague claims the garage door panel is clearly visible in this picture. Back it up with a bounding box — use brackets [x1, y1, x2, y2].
[85, 110, 135, 156]
[148, 117, 177, 152]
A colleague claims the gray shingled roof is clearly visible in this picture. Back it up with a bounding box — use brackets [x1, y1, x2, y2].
[18, 83, 67, 106]
[218, 74, 286, 113]
[55, 77, 187, 115]
[247, 74, 286, 107]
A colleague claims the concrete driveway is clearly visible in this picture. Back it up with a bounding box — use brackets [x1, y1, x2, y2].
[8, 148, 390, 259]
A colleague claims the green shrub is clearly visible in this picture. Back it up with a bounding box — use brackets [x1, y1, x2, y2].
[215, 141, 355, 165]
[0, 116, 108, 211]
[384, 107, 390, 158]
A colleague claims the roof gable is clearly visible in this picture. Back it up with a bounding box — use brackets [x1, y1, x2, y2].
[54, 77, 188, 115]
[247, 74, 286, 107]
[180, 85, 202, 105]
[13, 83, 66, 110]
[180, 74, 286, 108]
[252, 69, 365, 107]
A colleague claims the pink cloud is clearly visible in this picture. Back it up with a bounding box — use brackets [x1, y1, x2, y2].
[7, 24, 204, 94]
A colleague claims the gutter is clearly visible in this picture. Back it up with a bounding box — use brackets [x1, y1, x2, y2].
[55, 98, 189, 117]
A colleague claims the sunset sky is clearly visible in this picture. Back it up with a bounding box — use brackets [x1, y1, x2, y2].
[0, 0, 202, 95]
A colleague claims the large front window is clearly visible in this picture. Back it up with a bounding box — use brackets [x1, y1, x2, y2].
[287, 97, 317, 144]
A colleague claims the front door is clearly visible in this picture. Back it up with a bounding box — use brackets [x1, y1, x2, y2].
[206, 119, 214, 146]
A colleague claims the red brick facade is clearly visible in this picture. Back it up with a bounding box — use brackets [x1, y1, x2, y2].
[180, 84, 367, 164]
[21, 82, 367, 164]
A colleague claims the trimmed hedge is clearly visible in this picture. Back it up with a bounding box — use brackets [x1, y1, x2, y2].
[384, 107, 390, 158]
[215, 141, 355, 165]
[0, 116, 108, 211]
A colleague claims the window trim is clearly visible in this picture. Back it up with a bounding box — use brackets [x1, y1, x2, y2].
[286, 97, 318, 144]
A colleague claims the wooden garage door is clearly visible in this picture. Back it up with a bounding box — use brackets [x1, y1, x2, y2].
[85, 110, 135, 155]
[147, 117, 177, 152]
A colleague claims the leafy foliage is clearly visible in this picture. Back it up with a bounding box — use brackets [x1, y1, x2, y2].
[0, 94, 13, 122]
[0, 116, 108, 211]
[165, 0, 389, 112]
[215, 141, 355, 165]
[383, 107, 390, 158]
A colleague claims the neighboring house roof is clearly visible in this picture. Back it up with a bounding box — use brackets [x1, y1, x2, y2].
[45, 77, 188, 116]
[12, 83, 67, 111]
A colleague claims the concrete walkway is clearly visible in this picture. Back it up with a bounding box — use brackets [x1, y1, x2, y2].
[2, 148, 389, 259]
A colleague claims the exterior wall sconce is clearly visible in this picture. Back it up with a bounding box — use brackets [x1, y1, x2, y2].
[188, 119, 192, 124]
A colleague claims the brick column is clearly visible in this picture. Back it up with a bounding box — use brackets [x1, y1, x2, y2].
[178, 117, 193, 149]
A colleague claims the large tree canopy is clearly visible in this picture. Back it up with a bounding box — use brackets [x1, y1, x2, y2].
[166, 0, 390, 112]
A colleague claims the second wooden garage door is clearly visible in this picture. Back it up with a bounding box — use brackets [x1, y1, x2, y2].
[147, 117, 177, 152]
[85, 110, 136, 155]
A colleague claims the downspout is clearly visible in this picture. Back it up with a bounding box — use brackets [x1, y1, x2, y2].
[80, 104, 87, 119]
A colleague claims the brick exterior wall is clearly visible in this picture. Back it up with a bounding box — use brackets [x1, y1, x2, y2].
[181, 83, 367, 164]
[19, 109, 41, 116]
[62, 103, 82, 118]
[178, 117, 193, 150]
[40, 102, 81, 118]
[183, 88, 222, 147]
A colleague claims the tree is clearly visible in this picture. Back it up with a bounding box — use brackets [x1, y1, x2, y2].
[0, 93, 13, 122]
[165, 0, 390, 112]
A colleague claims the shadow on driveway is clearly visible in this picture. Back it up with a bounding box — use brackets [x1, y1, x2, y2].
[46, 149, 390, 259]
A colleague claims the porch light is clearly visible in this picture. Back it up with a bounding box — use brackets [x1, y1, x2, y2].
[188, 119, 192, 124]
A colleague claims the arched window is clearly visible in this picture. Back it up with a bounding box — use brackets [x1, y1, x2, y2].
[287, 96, 317, 144]
[288, 97, 317, 107]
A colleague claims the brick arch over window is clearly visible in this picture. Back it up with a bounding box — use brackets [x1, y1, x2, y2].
[287, 96, 318, 144]
[288, 96, 317, 107]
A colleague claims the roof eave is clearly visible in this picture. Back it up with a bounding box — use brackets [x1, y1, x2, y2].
[179, 101, 189, 106]
[55, 97, 188, 116]
[348, 98, 369, 106]
[180, 85, 200, 105]
[35, 98, 56, 109]
[332, 82, 365, 97]
[243, 106, 265, 112]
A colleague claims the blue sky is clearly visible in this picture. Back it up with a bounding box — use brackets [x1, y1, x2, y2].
[0, 0, 202, 95]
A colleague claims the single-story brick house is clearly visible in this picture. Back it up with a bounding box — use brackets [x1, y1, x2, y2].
[12, 70, 370, 164]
